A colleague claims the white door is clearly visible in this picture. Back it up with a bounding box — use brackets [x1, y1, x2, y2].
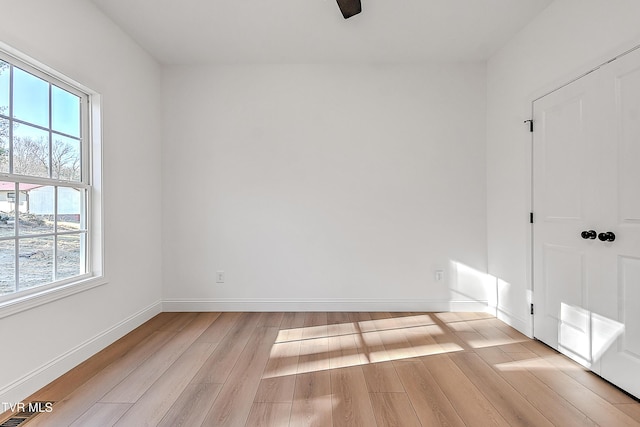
[532, 70, 602, 367]
[594, 48, 640, 396]
[533, 47, 640, 398]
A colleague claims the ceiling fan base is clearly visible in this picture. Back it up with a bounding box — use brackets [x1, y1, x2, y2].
[336, 0, 362, 19]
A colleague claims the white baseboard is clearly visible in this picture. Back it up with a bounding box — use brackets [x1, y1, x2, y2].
[497, 306, 532, 337]
[163, 298, 495, 313]
[0, 300, 162, 404]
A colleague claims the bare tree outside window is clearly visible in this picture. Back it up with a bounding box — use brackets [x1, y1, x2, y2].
[10, 136, 80, 181]
[52, 138, 81, 181]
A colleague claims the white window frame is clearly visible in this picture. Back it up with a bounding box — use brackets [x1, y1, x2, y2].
[0, 44, 105, 319]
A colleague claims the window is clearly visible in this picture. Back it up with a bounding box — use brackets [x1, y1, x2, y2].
[0, 48, 101, 306]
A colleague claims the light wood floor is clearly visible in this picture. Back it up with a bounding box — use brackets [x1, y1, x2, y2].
[4, 312, 640, 426]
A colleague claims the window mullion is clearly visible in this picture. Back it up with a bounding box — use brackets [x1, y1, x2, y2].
[53, 186, 58, 281]
[0, 175, 91, 190]
[13, 183, 18, 293]
[48, 83, 52, 179]
[9, 68, 17, 292]
[8, 64, 13, 174]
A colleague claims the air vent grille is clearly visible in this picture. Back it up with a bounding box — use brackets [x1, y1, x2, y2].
[0, 417, 28, 427]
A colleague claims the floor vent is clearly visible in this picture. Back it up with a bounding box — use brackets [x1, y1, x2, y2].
[0, 417, 29, 427]
[0, 402, 55, 427]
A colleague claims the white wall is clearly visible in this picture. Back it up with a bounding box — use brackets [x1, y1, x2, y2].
[487, 0, 640, 334]
[0, 0, 163, 403]
[162, 63, 491, 311]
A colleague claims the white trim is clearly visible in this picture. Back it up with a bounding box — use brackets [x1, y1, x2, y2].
[0, 276, 107, 319]
[497, 306, 532, 337]
[87, 92, 104, 280]
[162, 298, 495, 313]
[0, 300, 162, 404]
[526, 40, 640, 105]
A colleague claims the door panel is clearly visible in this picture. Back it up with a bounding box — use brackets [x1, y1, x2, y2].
[542, 97, 587, 221]
[620, 256, 640, 358]
[544, 244, 589, 362]
[617, 62, 640, 222]
[559, 302, 591, 364]
[543, 244, 585, 312]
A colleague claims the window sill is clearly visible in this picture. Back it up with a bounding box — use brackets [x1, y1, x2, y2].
[0, 276, 108, 319]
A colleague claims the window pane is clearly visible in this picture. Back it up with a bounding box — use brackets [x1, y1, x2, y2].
[57, 233, 83, 280]
[0, 181, 16, 237]
[57, 187, 83, 231]
[13, 123, 49, 178]
[18, 236, 53, 290]
[13, 67, 49, 128]
[0, 60, 8, 116]
[52, 86, 80, 138]
[18, 184, 54, 236]
[0, 240, 15, 295]
[52, 134, 81, 181]
[0, 118, 9, 173]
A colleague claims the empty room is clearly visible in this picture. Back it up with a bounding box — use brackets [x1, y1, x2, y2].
[1, 0, 640, 425]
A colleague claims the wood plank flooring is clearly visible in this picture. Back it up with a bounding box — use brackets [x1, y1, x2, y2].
[3, 312, 640, 426]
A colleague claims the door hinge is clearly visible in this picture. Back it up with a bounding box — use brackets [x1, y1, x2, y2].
[530, 212, 534, 224]
[524, 119, 533, 132]
[530, 303, 534, 315]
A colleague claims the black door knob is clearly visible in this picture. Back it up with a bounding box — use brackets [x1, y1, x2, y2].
[581, 230, 597, 239]
[598, 231, 616, 242]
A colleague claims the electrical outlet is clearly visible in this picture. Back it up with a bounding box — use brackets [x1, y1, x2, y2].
[216, 271, 225, 283]
[434, 270, 444, 282]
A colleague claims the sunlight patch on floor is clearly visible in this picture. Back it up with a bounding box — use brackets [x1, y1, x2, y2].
[275, 314, 438, 344]
[493, 357, 562, 371]
[263, 317, 463, 379]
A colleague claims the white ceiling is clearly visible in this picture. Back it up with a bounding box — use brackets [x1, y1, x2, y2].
[89, 0, 553, 65]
